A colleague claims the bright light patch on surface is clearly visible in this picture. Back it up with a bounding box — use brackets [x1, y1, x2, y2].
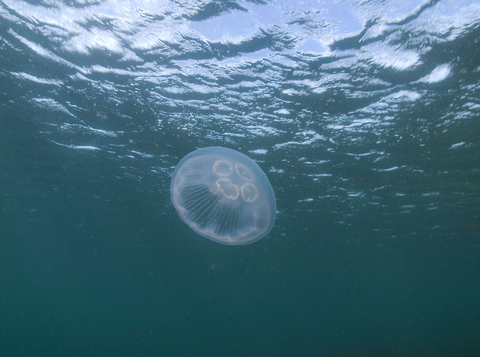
[414, 64, 451, 83]
[367, 45, 421, 70]
[11, 72, 63, 86]
[51, 141, 100, 150]
[249, 149, 268, 155]
[298, 198, 314, 202]
[449, 142, 465, 149]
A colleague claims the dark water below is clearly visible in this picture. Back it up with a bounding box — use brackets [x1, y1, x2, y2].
[1, 0, 480, 356]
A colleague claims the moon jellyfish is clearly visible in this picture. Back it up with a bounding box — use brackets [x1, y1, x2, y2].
[171, 147, 276, 245]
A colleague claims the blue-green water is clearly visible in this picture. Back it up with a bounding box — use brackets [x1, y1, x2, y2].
[1, 0, 480, 356]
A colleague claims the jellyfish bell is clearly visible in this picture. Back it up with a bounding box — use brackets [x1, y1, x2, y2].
[170, 147, 276, 245]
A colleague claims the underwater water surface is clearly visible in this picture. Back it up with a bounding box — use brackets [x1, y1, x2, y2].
[1, 0, 480, 356]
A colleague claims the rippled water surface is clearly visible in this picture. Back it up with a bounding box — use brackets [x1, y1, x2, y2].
[1, 0, 480, 356]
